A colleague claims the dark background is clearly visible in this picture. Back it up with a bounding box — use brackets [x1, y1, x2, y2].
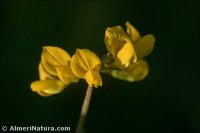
[0, 1, 199, 133]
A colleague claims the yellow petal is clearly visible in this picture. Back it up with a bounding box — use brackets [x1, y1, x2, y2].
[42, 46, 70, 65]
[30, 79, 66, 94]
[125, 21, 141, 43]
[105, 26, 131, 57]
[85, 70, 93, 87]
[84, 70, 102, 88]
[56, 65, 79, 84]
[43, 85, 66, 94]
[78, 49, 101, 70]
[116, 42, 137, 65]
[71, 49, 101, 79]
[41, 46, 71, 75]
[74, 49, 92, 71]
[134, 34, 155, 59]
[94, 64, 101, 72]
[110, 60, 149, 82]
[71, 53, 87, 78]
[37, 91, 52, 97]
[38, 62, 53, 80]
[92, 71, 102, 88]
[41, 60, 57, 76]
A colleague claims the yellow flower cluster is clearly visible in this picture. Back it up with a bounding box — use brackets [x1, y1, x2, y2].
[31, 47, 102, 96]
[31, 21, 155, 96]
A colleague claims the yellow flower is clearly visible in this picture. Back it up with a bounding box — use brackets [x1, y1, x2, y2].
[105, 26, 137, 69]
[104, 21, 155, 69]
[71, 49, 102, 88]
[31, 46, 78, 96]
[102, 21, 155, 82]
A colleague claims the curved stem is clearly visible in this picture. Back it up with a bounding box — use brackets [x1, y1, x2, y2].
[76, 85, 93, 133]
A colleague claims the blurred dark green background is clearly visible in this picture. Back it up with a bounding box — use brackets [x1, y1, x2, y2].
[0, 1, 199, 133]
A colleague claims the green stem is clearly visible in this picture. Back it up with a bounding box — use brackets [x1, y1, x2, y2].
[76, 85, 93, 133]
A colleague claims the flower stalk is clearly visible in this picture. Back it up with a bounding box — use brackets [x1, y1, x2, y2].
[76, 85, 93, 133]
